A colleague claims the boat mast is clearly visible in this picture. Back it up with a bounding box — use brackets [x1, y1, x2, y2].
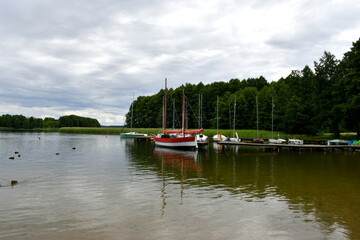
[233, 96, 236, 137]
[216, 96, 219, 134]
[131, 93, 134, 129]
[271, 97, 274, 139]
[256, 95, 259, 138]
[182, 91, 185, 137]
[198, 94, 201, 129]
[201, 94, 203, 129]
[172, 99, 175, 130]
[163, 78, 167, 132]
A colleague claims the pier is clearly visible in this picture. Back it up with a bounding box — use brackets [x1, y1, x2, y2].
[217, 141, 360, 152]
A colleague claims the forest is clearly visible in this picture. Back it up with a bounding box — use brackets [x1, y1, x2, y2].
[125, 38, 360, 138]
[0, 114, 101, 129]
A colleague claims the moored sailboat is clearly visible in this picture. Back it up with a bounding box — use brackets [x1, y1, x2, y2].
[196, 94, 209, 145]
[153, 79, 203, 149]
[212, 96, 227, 142]
[120, 93, 148, 138]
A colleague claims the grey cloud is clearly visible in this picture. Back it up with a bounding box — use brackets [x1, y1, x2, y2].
[267, 1, 360, 50]
[0, 0, 359, 124]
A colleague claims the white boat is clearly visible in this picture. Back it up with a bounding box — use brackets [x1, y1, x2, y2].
[269, 138, 286, 144]
[288, 139, 304, 145]
[229, 132, 241, 142]
[120, 132, 147, 138]
[120, 94, 148, 138]
[327, 139, 350, 145]
[196, 133, 209, 145]
[229, 97, 241, 142]
[196, 94, 208, 145]
[213, 134, 227, 142]
[213, 96, 227, 142]
[268, 99, 285, 144]
[153, 79, 203, 149]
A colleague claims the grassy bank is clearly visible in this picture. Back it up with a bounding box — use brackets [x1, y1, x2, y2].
[0, 127, 355, 140]
[58, 127, 357, 140]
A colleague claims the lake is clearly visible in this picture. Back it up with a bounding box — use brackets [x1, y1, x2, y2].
[0, 132, 359, 240]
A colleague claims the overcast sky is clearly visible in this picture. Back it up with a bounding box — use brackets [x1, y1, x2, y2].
[0, 0, 359, 125]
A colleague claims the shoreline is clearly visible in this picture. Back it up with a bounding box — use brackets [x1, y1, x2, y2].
[1, 127, 357, 141]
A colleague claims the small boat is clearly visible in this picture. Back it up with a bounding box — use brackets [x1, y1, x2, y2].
[120, 132, 148, 138]
[288, 139, 304, 145]
[269, 138, 286, 144]
[229, 98, 240, 142]
[213, 134, 227, 142]
[213, 96, 227, 142]
[349, 140, 360, 146]
[196, 94, 208, 146]
[229, 132, 241, 142]
[153, 79, 203, 149]
[251, 96, 264, 144]
[327, 139, 350, 145]
[252, 138, 264, 144]
[196, 133, 209, 145]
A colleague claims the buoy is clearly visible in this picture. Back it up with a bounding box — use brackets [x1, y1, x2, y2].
[18, 155, 21, 157]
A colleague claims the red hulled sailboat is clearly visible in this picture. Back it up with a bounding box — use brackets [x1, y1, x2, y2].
[153, 79, 203, 149]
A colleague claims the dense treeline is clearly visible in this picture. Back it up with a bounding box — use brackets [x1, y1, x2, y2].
[58, 115, 100, 128]
[125, 38, 360, 138]
[0, 114, 100, 129]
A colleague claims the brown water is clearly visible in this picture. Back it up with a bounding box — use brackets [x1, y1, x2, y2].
[0, 132, 359, 239]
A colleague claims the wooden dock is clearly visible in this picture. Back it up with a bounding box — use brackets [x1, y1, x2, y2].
[217, 141, 360, 151]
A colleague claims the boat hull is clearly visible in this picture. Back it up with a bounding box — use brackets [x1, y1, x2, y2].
[120, 132, 147, 138]
[153, 136, 197, 148]
[213, 134, 227, 142]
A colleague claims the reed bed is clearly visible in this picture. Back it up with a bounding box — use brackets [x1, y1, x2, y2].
[59, 127, 306, 140]
[2, 127, 354, 140]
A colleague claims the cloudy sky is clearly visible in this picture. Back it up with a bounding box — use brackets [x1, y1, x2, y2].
[1, 0, 359, 125]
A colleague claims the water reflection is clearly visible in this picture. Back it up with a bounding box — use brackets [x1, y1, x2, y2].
[127, 142, 360, 240]
[1, 134, 359, 240]
[153, 148, 201, 216]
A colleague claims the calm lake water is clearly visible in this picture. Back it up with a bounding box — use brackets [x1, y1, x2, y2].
[1, 132, 360, 240]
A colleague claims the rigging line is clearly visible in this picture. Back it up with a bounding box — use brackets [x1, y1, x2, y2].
[171, 97, 181, 129]
[185, 95, 201, 129]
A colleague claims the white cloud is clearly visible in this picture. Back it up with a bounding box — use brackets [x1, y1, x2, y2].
[0, 0, 359, 125]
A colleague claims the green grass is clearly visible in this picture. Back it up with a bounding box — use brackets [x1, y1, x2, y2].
[0, 127, 348, 140]
[58, 127, 163, 135]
